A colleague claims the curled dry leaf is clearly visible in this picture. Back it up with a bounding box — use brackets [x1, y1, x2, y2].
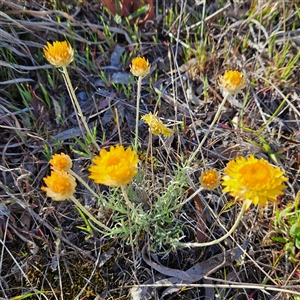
[142, 240, 249, 284]
[102, 0, 154, 27]
[184, 187, 207, 243]
[139, 242, 248, 299]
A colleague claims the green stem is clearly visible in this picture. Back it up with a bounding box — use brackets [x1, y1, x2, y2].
[134, 76, 142, 150]
[176, 203, 246, 248]
[70, 195, 111, 232]
[121, 185, 139, 222]
[61, 66, 100, 151]
[69, 170, 100, 199]
[125, 195, 138, 276]
[188, 92, 230, 164]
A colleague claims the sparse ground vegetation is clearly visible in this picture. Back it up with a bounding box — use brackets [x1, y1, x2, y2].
[0, 0, 299, 299]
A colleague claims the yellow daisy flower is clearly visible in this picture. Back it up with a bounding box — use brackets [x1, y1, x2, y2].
[88, 145, 138, 187]
[219, 70, 246, 94]
[41, 170, 77, 201]
[43, 41, 74, 68]
[222, 155, 288, 210]
[130, 56, 151, 77]
[49, 153, 72, 172]
[199, 169, 221, 190]
[141, 112, 173, 138]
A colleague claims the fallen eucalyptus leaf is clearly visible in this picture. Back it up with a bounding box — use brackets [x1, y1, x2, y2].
[138, 241, 249, 299]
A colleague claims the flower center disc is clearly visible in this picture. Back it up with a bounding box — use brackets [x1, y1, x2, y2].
[240, 162, 270, 189]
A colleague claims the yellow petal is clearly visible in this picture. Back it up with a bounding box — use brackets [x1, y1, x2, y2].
[88, 145, 138, 187]
[41, 170, 76, 201]
[130, 57, 151, 77]
[221, 155, 288, 210]
[43, 41, 74, 68]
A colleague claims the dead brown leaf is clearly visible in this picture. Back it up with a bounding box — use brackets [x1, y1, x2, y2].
[184, 187, 207, 243]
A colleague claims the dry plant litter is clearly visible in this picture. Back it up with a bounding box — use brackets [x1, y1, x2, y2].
[0, 0, 299, 299]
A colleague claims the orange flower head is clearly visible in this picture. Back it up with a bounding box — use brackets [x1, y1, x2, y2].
[130, 56, 151, 77]
[43, 41, 74, 68]
[88, 145, 138, 187]
[199, 169, 221, 190]
[41, 170, 76, 201]
[49, 153, 72, 171]
[141, 112, 173, 138]
[219, 70, 246, 94]
[222, 155, 288, 210]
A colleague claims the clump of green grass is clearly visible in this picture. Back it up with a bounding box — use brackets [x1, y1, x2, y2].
[271, 192, 300, 263]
